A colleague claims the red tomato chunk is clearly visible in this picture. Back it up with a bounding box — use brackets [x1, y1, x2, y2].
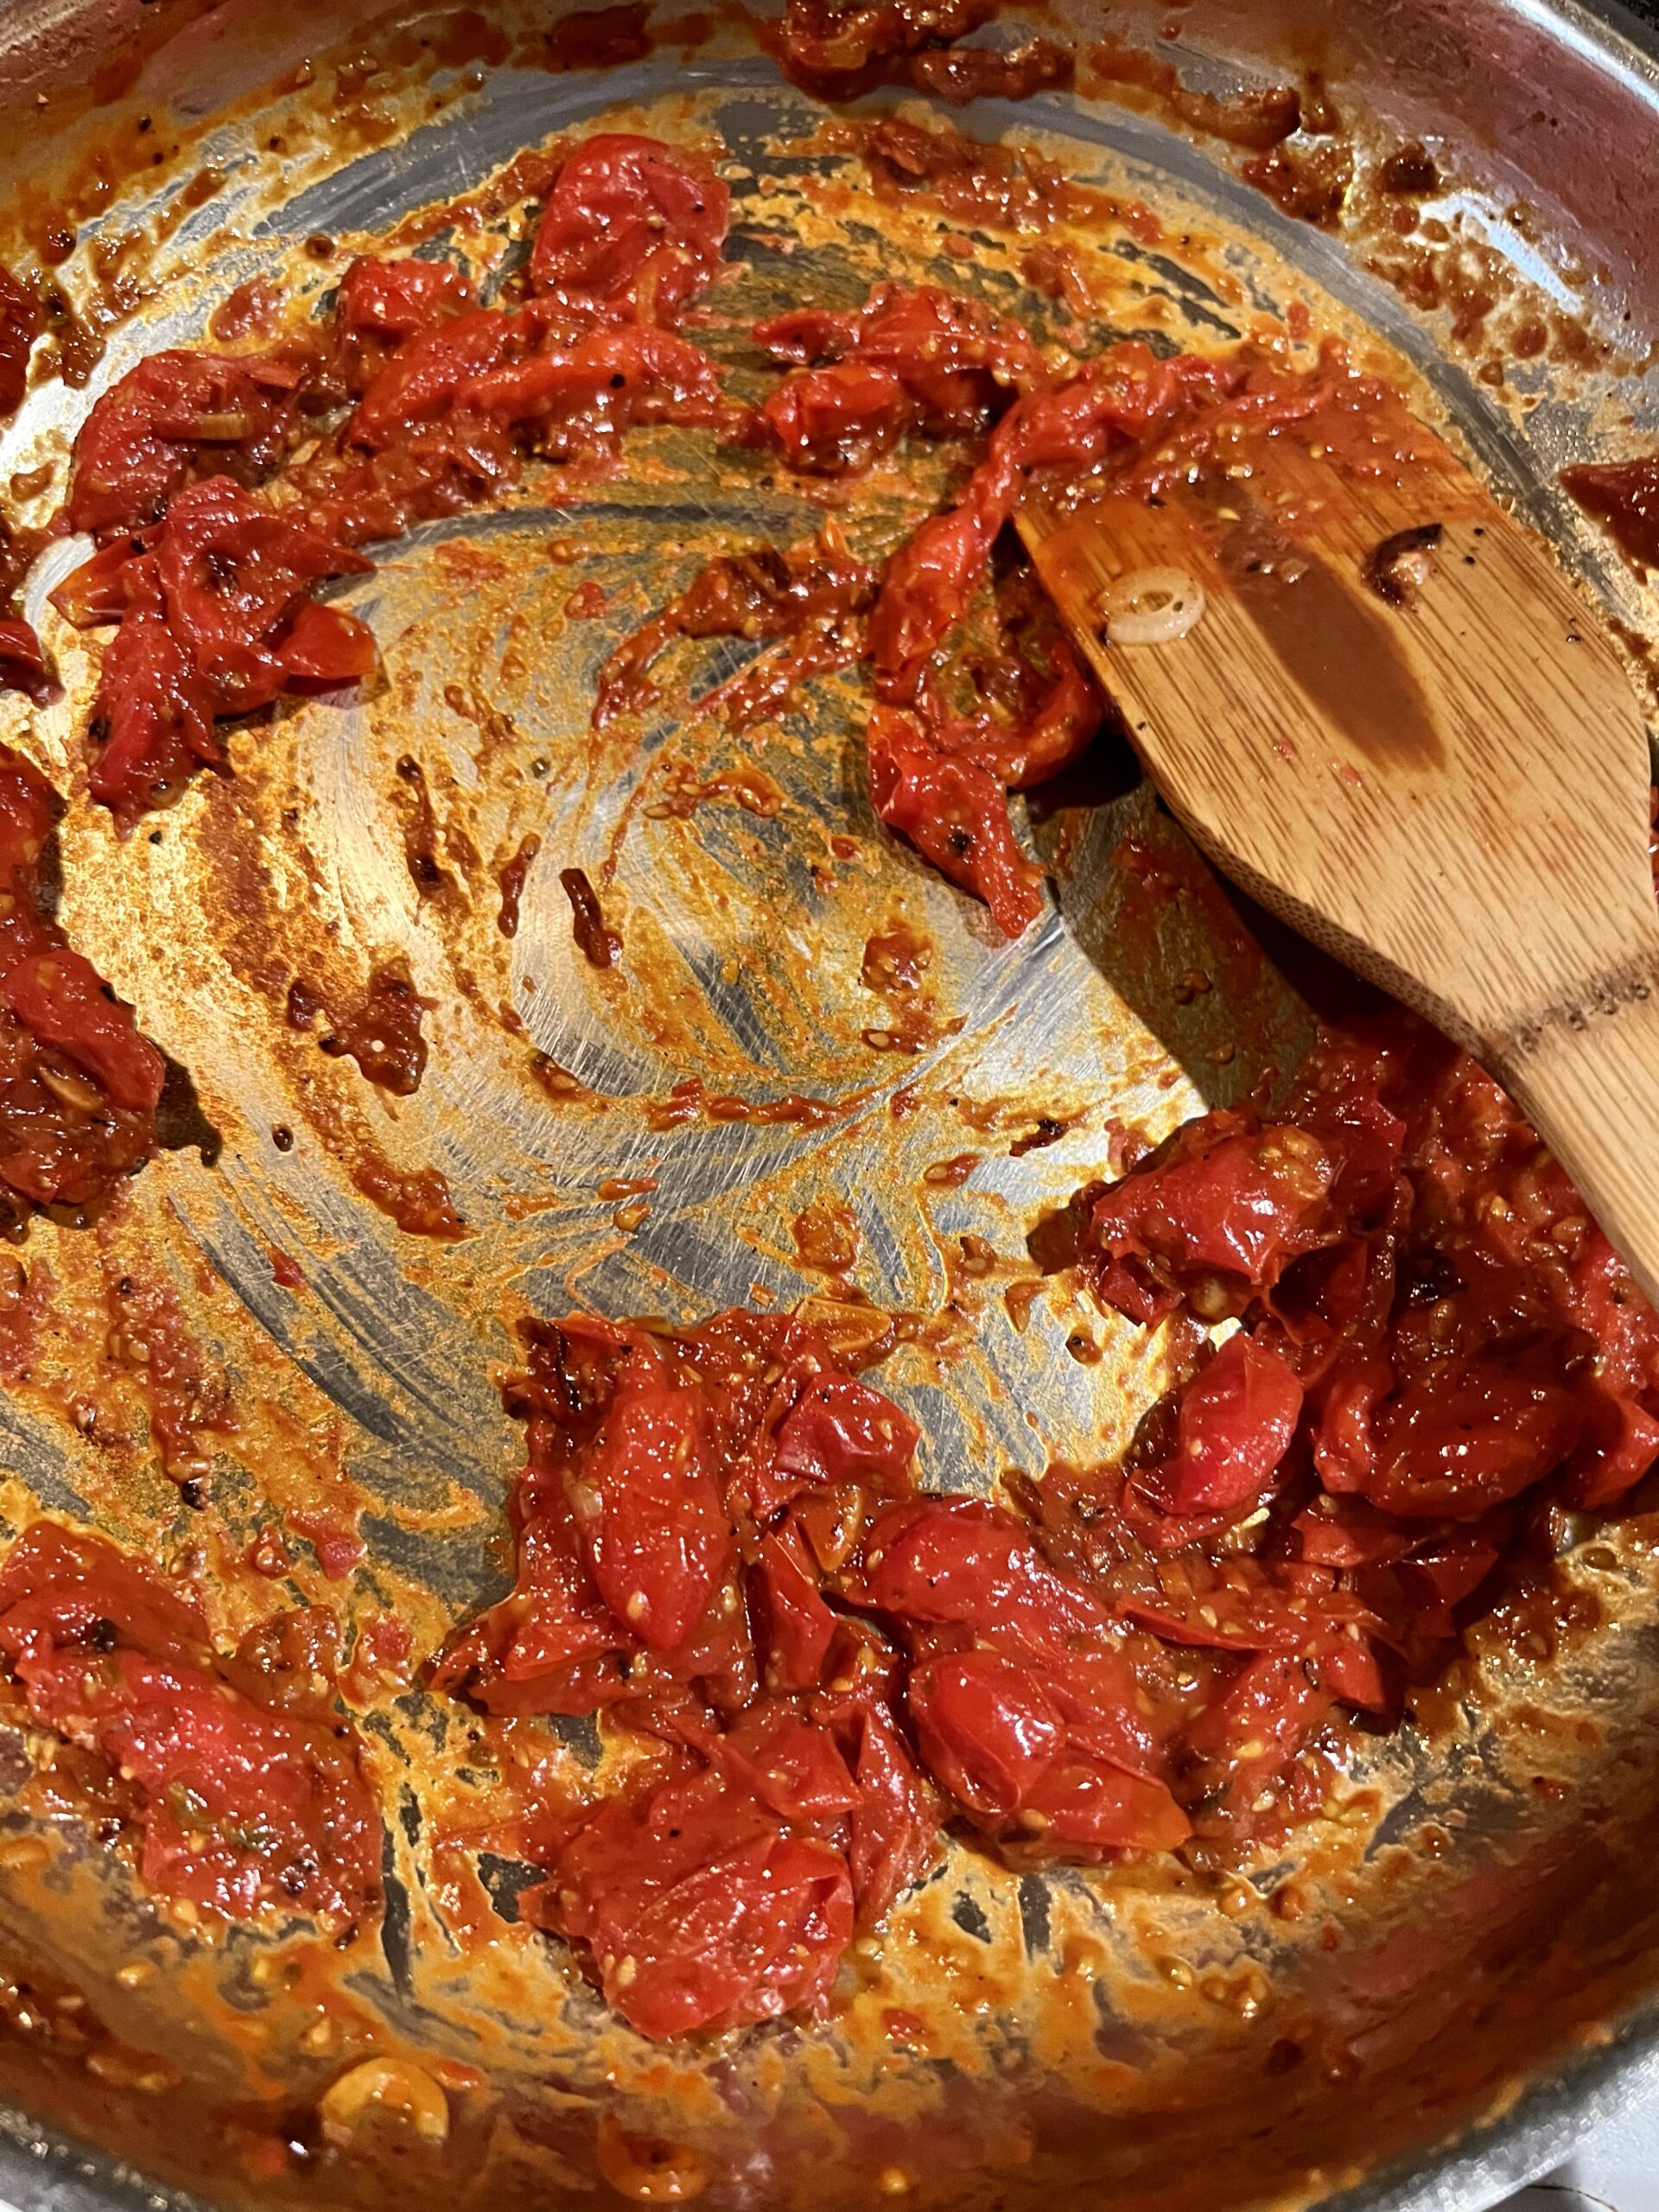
[442, 1010, 1659, 2037]
[0, 744, 162, 1225]
[530, 133, 731, 325]
[53, 135, 740, 827]
[0, 1522, 378, 1927]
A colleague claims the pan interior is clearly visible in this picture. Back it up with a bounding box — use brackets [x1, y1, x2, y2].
[0, 8, 1656, 2210]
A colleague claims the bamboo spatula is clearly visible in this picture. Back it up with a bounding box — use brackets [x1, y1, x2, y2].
[1015, 401, 1659, 1307]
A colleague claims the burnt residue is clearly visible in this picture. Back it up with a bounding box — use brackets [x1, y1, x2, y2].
[560, 868, 621, 970]
[1362, 522, 1442, 607]
[153, 1053, 223, 1168]
[392, 754, 455, 905]
[285, 977, 324, 1031]
[496, 833, 541, 938]
[317, 964, 432, 1096]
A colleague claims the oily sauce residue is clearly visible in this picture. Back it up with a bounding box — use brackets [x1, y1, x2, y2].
[316, 964, 431, 1098]
[1224, 526, 1445, 770]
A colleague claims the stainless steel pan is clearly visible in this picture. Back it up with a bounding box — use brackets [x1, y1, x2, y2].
[0, 3, 1656, 2208]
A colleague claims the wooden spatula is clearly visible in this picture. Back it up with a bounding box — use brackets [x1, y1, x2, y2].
[1015, 391, 1659, 1307]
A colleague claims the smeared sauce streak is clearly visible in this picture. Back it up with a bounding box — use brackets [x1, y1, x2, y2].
[560, 867, 621, 969]
[496, 834, 541, 938]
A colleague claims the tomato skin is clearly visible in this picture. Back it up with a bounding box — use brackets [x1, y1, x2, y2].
[153, 476, 372, 712]
[1566, 1383, 1659, 1510]
[274, 594, 378, 686]
[868, 342, 1231, 703]
[907, 1649, 1059, 1816]
[719, 1700, 861, 1822]
[348, 302, 550, 450]
[1357, 1358, 1582, 1520]
[772, 1372, 920, 1497]
[0, 617, 48, 702]
[1089, 1111, 1344, 1323]
[753, 306, 859, 364]
[581, 1357, 731, 1653]
[338, 254, 472, 342]
[867, 705, 1046, 938]
[88, 607, 219, 827]
[923, 634, 1101, 791]
[49, 533, 156, 631]
[73, 480, 372, 824]
[756, 360, 912, 475]
[856, 1496, 1163, 1782]
[0, 950, 165, 1113]
[0, 748, 162, 1214]
[869, 504, 992, 702]
[0, 1522, 205, 1665]
[530, 134, 730, 324]
[1147, 1332, 1304, 1518]
[824, 1689, 938, 1922]
[69, 351, 304, 537]
[528, 1752, 852, 2038]
[753, 1522, 838, 1691]
[773, 0, 993, 98]
[462, 326, 736, 450]
[0, 1523, 378, 1926]
[753, 283, 1046, 474]
[0, 265, 41, 418]
[860, 1497, 1108, 1647]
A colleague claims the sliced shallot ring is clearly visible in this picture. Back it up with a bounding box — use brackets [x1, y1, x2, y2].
[1099, 565, 1206, 645]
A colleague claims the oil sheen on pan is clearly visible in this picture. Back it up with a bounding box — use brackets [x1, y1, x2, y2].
[0, 8, 1656, 2212]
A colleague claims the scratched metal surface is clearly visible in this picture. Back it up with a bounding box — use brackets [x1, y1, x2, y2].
[0, 5, 1655, 2211]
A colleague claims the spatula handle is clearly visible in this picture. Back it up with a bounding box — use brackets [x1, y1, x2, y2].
[1496, 976, 1659, 1313]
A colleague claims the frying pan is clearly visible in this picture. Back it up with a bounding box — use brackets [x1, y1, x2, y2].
[0, 2, 1656, 2207]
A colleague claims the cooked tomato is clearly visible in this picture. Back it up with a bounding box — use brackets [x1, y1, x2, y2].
[0, 264, 40, 418]
[337, 254, 473, 341]
[0, 616, 48, 700]
[1087, 1110, 1344, 1323]
[817, 1681, 937, 1920]
[0, 1523, 378, 1926]
[907, 1648, 1059, 1815]
[525, 1750, 853, 2037]
[150, 476, 372, 712]
[0, 746, 163, 1217]
[0, 950, 165, 1113]
[866, 705, 1046, 938]
[756, 360, 913, 475]
[74, 480, 374, 823]
[462, 325, 737, 452]
[88, 608, 219, 827]
[69, 350, 305, 537]
[530, 134, 730, 324]
[1139, 1332, 1303, 1518]
[49, 532, 157, 631]
[772, 0, 994, 98]
[1356, 1358, 1583, 1521]
[754, 283, 1045, 473]
[772, 1372, 921, 1496]
[752, 1522, 839, 1691]
[347, 302, 548, 450]
[579, 1352, 730, 1652]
